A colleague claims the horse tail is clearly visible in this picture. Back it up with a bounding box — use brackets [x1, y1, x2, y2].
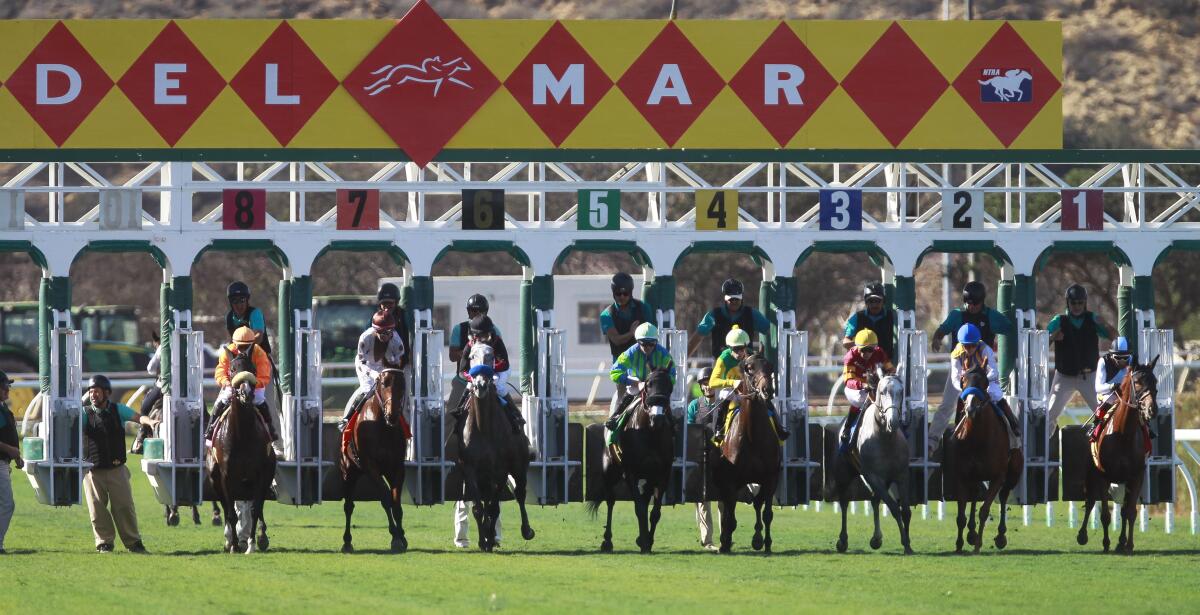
[585, 498, 603, 519]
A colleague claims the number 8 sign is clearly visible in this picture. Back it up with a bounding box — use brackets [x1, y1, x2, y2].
[819, 189, 862, 231]
[222, 189, 266, 230]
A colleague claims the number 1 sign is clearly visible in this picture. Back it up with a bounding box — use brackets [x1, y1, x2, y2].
[1061, 189, 1104, 231]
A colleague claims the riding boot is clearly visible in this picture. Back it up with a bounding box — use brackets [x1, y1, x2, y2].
[255, 403, 280, 441]
[204, 399, 229, 443]
[604, 394, 634, 431]
[997, 398, 1021, 438]
[838, 407, 861, 454]
[769, 410, 791, 440]
[501, 397, 525, 434]
[1089, 405, 1109, 442]
[338, 391, 367, 432]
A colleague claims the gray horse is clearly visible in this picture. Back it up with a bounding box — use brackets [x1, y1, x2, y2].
[833, 371, 914, 554]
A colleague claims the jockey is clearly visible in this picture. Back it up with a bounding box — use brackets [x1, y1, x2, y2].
[209, 326, 278, 451]
[374, 283, 410, 369]
[225, 281, 272, 356]
[839, 329, 895, 453]
[688, 278, 771, 359]
[338, 310, 406, 432]
[454, 315, 524, 434]
[842, 282, 897, 359]
[946, 323, 1021, 444]
[605, 323, 676, 430]
[708, 326, 789, 444]
[1088, 337, 1133, 441]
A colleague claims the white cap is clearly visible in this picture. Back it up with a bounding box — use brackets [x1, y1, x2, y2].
[724, 294, 743, 301]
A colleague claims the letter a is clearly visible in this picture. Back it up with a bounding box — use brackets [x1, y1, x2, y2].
[647, 64, 691, 105]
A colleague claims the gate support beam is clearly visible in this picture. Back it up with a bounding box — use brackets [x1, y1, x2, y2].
[524, 273, 554, 394]
[996, 270, 1014, 389]
[760, 275, 795, 366]
[160, 275, 194, 397]
[38, 275, 70, 395]
[277, 276, 312, 396]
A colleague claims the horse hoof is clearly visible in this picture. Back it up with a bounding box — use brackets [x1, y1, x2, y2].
[257, 536, 270, 553]
[903, 546, 914, 556]
[1076, 532, 1088, 546]
[967, 531, 978, 545]
[342, 543, 354, 554]
[719, 544, 732, 554]
[955, 540, 964, 553]
[836, 537, 848, 553]
[522, 526, 536, 541]
[226, 543, 236, 554]
[994, 534, 1007, 550]
[869, 536, 883, 550]
[391, 537, 407, 553]
[237, 541, 248, 553]
[599, 541, 613, 553]
[1103, 541, 1111, 553]
[212, 517, 223, 527]
[752, 535, 764, 551]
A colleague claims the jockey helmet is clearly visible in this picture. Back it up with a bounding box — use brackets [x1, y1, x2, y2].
[466, 294, 489, 313]
[377, 282, 401, 303]
[962, 281, 986, 304]
[0, 370, 9, 387]
[725, 325, 750, 348]
[232, 326, 257, 344]
[371, 310, 396, 332]
[634, 322, 658, 341]
[469, 315, 494, 335]
[721, 279, 744, 300]
[1113, 336, 1130, 355]
[957, 323, 982, 345]
[1066, 284, 1088, 304]
[611, 272, 634, 293]
[226, 281, 250, 300]
[87, 374, 112, 392]
[697, 366, 714, 384]
[863, 282, 886, 302]
[854, 329, 879, 348]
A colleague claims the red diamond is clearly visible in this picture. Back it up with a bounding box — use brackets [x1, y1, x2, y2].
[230, 22, 338, 146]
[729, 24, 837, 147]
[841, 23, 948, 147]
[117, 21, 226, 146]
[505, 22, 611, 146]
[617, 22, 724, 146]
[344, 0, 499, 166]
[953, 23, 1060, 146]
[5, 22, 113, 146]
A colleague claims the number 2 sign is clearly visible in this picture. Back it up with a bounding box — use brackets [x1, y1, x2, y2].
[222, 189, 266, 230]
[337, 189, 380, 230]
[941, 190, 984, 230]
[819, 189, 862, 230]
[1061, 190, 1104, 231]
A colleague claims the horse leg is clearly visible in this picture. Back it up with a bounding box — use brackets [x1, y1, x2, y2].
[955, 496, 968, 554]
[632, 479, 652, 554]
[751, 492, 765, 552]
[342, 469, 359, 553]
[837, 485, 850, 554]
[237, 500, 254, 553]
[387, 468, 407, 553]
[1100, 491, 1112, 553]
[600, 497, 616, 553]
[1077, 475, 1096, 547]
[514, 469, 535, 541]
[719, 494, 737, 554]
[373, 475, 400, 552]
[868, 494, 884, 551]
[967, 499, 978, 547]
[221, 498, 238, 553]
[647, 483, 665, 553]
[253, 498, 269, 553]
[212, 501, 223, 526]
[761, 483, 776, 554]
[191, 504, 201, 525]
[1119, 483, 1139, 554]
[974, 480, 1002, 554]
[864, 474, 903, 552]
[164, 505, 178, 526]
[994, 484, 1012, 550]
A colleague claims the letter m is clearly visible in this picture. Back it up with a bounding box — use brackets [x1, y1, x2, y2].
[533, 64, 584, 105]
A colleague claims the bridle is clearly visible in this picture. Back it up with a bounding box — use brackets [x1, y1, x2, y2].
[373, 368, 405, 426]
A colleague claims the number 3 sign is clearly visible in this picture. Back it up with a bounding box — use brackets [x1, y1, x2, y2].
[462, 189, 505, 230]
[819, 189, 862, 231]
[222, 189, 266, 230]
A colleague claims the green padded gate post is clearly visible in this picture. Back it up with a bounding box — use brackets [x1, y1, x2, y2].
[290, 276, 313, 397]
[519, 276, 533, 395]
[277, 279, 293, 396]
[166, 276, 194, 398]
[159, 282, 171, 397]
[38, 276, 70, 396]
[996, 277, 1014, 390]
[1118, 285, 1134, 358]
[1011, 274, 1036, 392]
[1130, 275, 1156, 358]
[642, 274, 676, 321]
[892, 275, 916, 350]
[759, 276, 795, 368]
[528, 275, 554, 394]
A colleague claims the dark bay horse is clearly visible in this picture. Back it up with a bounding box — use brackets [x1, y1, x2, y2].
[587, 367, 675, 553]
[831, 370, 913, 554]
[341, 367, 409, 554]
[948, 366, 1022, 553]
[207, 357, 276, 553]
[1077, 357, 1159, 553]
[710, 352, 781, 553]
[133, 394, 221, 527]
[460, 366, 535, 552]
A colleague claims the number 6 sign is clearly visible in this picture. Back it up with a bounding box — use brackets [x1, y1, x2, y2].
[462, 189, 505, 230]
[1061, 189, 1104, 231]
[222, 189, 266, 230]
[819, 189, 862, 231]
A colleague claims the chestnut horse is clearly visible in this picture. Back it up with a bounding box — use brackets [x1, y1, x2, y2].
[340, 367, 409, 554]
[1076, 357, 1159, 553]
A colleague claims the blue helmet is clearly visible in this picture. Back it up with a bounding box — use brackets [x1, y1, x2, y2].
[957, 323, 981, 345]
[1113, 337, 1130, 354]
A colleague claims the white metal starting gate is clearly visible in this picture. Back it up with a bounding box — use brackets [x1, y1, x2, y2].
[775, 311, 819, 506]
[526, 309, 579, 504]
[143, 311, 205, 507]
[896, 327, 934, 505]
[1013, 325, 1057, 508]
[1138, 318, 1176, 505]
[656, 313, 693, 503]
[276, 309, 333, 505]
[406, 309, 450, 505]
[24, 312, 88, 506]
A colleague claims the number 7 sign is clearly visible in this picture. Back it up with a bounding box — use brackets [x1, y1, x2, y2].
[337, 189, 380, 230]
[1061, 189, 1104, 231]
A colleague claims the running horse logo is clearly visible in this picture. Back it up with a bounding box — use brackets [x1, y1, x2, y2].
[363, 56, 474, 97]
[978, 69, 1032, 102]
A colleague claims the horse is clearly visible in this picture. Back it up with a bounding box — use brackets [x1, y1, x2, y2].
[207, 355, 276, 554]
[459, 357, 535, 552]
[830, 368, 913, 554]
[1076, 357, 1159, 553]
[133, 394, 222, 527]
[340, 366, 409, 554]
[587, 367, 675, 553]
[709, 352, 782, 553]
[947, 366, 1023, 553]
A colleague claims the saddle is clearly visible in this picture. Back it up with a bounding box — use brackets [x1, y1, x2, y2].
[1089, 414, 1151, 473]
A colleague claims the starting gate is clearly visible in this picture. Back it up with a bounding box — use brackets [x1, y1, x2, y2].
[656, 308, 695, 503]
[406, 310, 450, 504]
[276, 309, 333, 505]
[775, 311, 820, 506]
[23, 312, 88, 506]
[896, 326, 934, 505]
[1139, 318, 1175, 504]
[526, 309, 581, 504]
[1013, 322, 1058, 505]
[142, 312, 206, 507]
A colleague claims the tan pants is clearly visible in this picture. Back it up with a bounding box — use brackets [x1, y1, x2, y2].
[84, 465, 141, 548]
[695, 500, 725, 547]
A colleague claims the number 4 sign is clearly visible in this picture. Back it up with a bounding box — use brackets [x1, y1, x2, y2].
[1061, 190, 1104, 231]
[695, 190, 738, 231]
[577, 190, 620, 230]
[337, 189, 380, 230]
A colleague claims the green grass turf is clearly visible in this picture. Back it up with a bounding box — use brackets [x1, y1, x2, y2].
[1, 452, 1198, 614]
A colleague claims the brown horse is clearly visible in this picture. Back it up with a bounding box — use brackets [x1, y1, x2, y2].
[948, 366, 1023, 553]
[1077, 358, 1159, 553]
[459, 369, 535, 552]
[341, 367, 409, 554]
[709, 352, 781, 553]
[587, 367, 675, 553]
[207, 360, 276, 554]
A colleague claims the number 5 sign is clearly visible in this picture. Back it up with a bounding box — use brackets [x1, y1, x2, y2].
[462, 189, 505, 230]
[577, 190, 620, 230]
[695, 190, 738, 231]
[1061, 189, 1104, 231]
[819, 189, 862, 230]
[337, 189, 380, 230]
[222, 189, 266, 230]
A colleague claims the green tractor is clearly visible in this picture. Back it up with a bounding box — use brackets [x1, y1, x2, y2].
[312, 295, 375, 365]
[0, 302, 150, 373]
